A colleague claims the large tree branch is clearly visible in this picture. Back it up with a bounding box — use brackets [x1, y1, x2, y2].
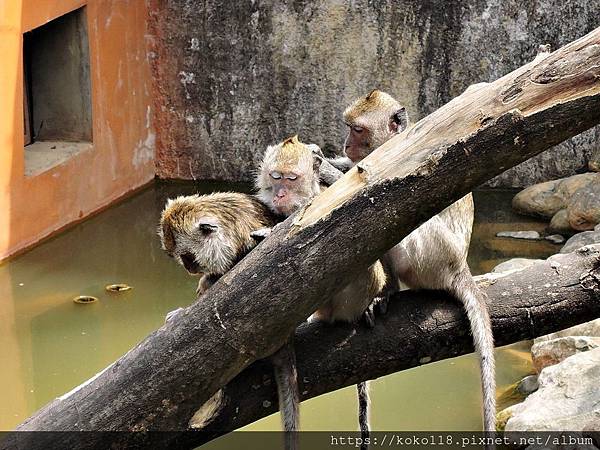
[187, 246, 600, 447]
[4, 27, 600, 450]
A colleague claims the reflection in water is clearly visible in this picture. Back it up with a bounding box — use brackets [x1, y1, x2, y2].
[0, 184, 557, 432]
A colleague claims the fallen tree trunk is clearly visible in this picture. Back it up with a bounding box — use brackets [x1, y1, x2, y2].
[4, 27, 600, 450]
[187, 246, 600, 447]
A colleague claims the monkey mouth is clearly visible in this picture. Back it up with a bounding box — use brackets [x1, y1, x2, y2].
[272, 205, 288, 215]
[180, 252, 201, 274]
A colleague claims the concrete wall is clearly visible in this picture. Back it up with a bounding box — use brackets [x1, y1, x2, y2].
[0, 0, 155, 260]
[148, 0, 600, 186]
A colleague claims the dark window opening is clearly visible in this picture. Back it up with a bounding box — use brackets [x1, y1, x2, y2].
[23, 7, 93, 176]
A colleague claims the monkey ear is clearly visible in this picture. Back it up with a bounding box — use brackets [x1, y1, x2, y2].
[311, 152, 322, 173]
[198, 223, 218, 234]
[389, 107, 409, 133]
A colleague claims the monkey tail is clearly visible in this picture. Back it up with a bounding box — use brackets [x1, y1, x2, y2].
[272, 338, 300, 450]
[450, 269, 496, 442]
[357, 381, 370, 450]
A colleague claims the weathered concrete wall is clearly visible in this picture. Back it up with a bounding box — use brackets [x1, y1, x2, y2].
[148, 0, 600, 187]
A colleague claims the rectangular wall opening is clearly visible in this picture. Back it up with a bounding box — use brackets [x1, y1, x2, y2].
[23, 7, 93, 176]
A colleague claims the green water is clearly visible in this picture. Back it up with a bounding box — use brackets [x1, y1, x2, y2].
[0, 182, 558, 433]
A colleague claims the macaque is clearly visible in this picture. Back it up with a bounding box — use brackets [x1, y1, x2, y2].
[159, 192, 277, 297]
[256, 135, 387, 447]
[332, 89, 496, 434]
[159, 192, 299, 449]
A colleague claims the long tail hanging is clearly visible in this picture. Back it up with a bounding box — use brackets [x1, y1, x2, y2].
[272, 339, 300, 450]
[451, 269, 496, 449]
[357, 381, 370, 450]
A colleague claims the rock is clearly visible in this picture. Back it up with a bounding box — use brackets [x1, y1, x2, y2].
[516, 375, 539, 396]
[491, 258, 542, 273]
[544, 234, 565, 244]
[496, 230, 540, 240]
[596, 223, 600, 232]
[531, 336, 600, 373]
[506, 348, 600, 432]
[512, 173, 598, 219]
[536, 319, 600, 342]
[567, 180, 600, 231]
[560, 230, 600, 253]
[512, 179, 564, 218]
[548, 208, 572, 233]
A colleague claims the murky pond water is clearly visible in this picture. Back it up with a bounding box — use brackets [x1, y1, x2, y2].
[0, 182, 559, 434]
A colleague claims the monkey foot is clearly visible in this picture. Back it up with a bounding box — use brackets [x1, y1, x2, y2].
[165, 307, 184, 323]
[362, 304, 376, 328]
[376, 294, 391, 315]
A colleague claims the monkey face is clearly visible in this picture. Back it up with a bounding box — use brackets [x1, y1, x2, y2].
[257, 137, 321, 217]
[174, 218, 238, 276]
[180, 251, 201, 274]
[344, 123, 372, 163]
[266, 172, 303, 216]
[342, 90, 409, 163]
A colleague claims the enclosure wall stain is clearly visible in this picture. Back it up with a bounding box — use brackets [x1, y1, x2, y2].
[146, 0, 600, 187]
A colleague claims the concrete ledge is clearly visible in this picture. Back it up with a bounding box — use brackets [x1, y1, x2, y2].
[24, 141, 93, 177]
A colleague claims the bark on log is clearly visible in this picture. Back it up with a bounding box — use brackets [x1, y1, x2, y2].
[4, 27, 600, 450]
[186, 246, 600, 447]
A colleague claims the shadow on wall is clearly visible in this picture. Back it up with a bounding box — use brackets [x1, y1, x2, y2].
[147, 0, 600, 187]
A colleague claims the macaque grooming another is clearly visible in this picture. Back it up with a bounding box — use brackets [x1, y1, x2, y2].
[331, 89, 496, 436]
[257, 135, 386, 448]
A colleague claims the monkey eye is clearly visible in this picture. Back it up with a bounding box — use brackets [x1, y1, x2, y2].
[352, 126, 364, 133]
[284, 174, 298, 181]
[270, 171, 282, 180]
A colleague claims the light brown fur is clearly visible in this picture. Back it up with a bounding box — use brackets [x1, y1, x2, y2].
[159, 192, 276, 295]
[257, 136, 386, 323]
[342, 91, 496, 438]
[343, 89, 402, 124]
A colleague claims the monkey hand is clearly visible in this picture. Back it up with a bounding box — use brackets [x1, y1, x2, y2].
[306, 143, 325, 160]
[376, 293, 391, 315]
[250, 227, 272, 243]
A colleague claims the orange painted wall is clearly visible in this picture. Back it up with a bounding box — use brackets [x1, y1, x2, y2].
[0, 0, 155, 261]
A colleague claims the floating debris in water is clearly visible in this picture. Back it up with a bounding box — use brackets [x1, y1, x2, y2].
[105, 283, 132, 293]
[73, 295, 98, 304]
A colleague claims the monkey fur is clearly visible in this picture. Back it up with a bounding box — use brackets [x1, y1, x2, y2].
[256, 135, 386, 447]
[336, 90, 496, 439]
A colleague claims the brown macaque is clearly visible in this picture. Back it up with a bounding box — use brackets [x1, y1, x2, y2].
[257, 135, 386, 449]
[159, 193, 299, 449]
[336, 90, 496, 439]
[159, 192, 276, 297]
